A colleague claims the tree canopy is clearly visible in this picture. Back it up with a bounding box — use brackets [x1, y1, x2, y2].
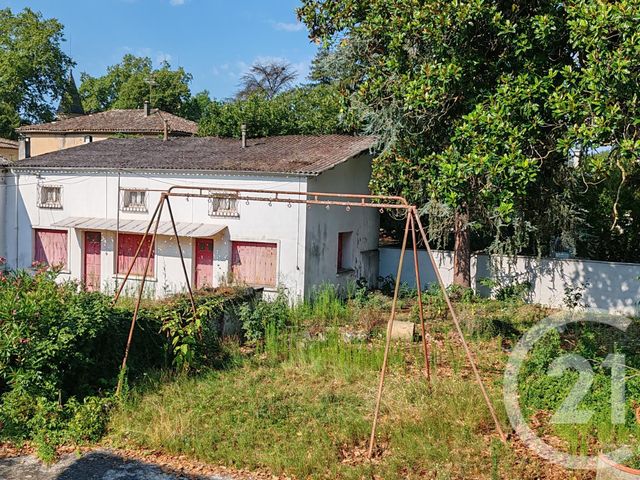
[298, 0, 640, 284]
[237, 61, 298, 99]
[198, 83, 349, 138]
[79, 54, 196, 118]
[0, 8, 73, 138]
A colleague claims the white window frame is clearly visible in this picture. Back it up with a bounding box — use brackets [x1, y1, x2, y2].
[120, 189, 148, 213]
[208, 191, 239, 217]
[37, 184, 63, 209]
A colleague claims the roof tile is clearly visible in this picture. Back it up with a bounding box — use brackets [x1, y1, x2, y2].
[16, 109, 197, 135]
[14, 135, 376, 176]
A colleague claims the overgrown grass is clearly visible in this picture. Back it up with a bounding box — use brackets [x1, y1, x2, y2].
[108, 287, 586, 479]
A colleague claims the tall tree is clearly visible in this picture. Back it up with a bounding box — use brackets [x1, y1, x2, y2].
[237, 61, 297, 99]
[0, 8, 73, 138]
[79, 54, 194, 117]
[299, 0, 640, 286]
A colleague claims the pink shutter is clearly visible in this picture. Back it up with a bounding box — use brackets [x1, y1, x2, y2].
[231, 242, 277, 287]
[118, 234, 154, 276]
[34, 229, 67, 269]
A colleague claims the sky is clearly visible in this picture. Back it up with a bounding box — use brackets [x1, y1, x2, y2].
[4, 0, 319, 100]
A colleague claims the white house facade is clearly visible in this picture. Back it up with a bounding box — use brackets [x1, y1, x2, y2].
[0, 135, 379, 301]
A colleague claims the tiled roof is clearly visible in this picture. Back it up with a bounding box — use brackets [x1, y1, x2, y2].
[0, 156, 11, 166]
[16, 109, 197, 135]
[13, 135, 376, 175]
[0, 138, 18, 149]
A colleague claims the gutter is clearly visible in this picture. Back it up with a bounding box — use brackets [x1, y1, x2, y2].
[8, 165, 318, 178]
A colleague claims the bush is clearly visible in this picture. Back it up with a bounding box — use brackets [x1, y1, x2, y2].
[0, 266, 254, 457]
[239, 294, 291, 342]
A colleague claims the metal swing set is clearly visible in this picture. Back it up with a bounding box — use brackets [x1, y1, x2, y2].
[112, 185, 507, 459]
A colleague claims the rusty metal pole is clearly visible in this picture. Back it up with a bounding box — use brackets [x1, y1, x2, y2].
[164, 196, 198, 321]
[410, 209, 431, 382]
[412, 212, 507, 444]
[368, 213, 412, 459]
[116, 197, 165, 397]
[113, 196, 164, 304]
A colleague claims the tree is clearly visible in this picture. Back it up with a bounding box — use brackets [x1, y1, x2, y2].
[79, 54, 194, 117]
[237, 61, 297, 99]
[0, 8, 73, 138]
[298, 0, 640, 286]
[198, 84, 348, 137]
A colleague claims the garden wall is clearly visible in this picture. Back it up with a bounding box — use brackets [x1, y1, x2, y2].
[378, 247, 640, 315]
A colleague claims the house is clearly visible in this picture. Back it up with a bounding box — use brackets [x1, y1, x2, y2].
[0, 138, 18, 162]
[15, 102, 197, 159]
[1, 135, 379, 300]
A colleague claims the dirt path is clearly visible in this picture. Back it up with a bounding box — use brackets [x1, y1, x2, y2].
[0, 449, 233, 480]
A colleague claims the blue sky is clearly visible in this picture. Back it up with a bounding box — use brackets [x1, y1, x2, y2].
[4, 0, 318, 99]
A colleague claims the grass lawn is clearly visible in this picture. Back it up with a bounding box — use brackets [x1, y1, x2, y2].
[108, 294, 600, 479]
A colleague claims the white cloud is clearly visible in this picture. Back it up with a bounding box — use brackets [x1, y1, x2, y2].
[170, 0, 185, 5]
[272, 21, 305, 32]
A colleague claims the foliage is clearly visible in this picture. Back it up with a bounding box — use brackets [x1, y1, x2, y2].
[79, 54, 201, 119]
[0, 265, 251, 457]
[198, 83, 348, 137]
[158, 292, 231, 371]
[0, 267, 165, 457]
[237, 61, 297, 99]
[238, 293, 291, 343]
[0, 7, 73, 138]
[297, 0, 640, 272]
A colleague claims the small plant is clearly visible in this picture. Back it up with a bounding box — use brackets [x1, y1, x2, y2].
[239, 293, 291, 343]
[563, 282, 590, 309]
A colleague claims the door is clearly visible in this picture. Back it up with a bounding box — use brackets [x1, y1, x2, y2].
[231, 241, 277, 287]
[83, 231, 101, 291]
[195, 238, 214, 289]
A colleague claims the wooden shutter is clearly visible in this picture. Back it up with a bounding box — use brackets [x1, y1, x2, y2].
[34, 229, 68, 268]
[117, 233, 154, 276]
[231, 241, 277, 287]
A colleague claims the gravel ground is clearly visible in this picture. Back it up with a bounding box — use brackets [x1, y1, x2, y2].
[0, 450, 232, 480]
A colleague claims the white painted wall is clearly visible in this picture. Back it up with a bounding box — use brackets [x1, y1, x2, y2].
[5, 170, 310, 299]
[305, 154, 380, 296]
[379, 247, 640, 315]
[0, 168, 6, 265]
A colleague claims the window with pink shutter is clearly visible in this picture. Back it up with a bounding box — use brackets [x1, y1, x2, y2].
[34, 229, 68, 269]
[117, 233, 154, 276]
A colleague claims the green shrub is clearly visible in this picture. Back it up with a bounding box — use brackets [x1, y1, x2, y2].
[0, 266, 253, 457]
[239, 294, 291, 342]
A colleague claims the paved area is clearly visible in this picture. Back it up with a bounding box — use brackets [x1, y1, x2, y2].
[0, 450, 230, 480]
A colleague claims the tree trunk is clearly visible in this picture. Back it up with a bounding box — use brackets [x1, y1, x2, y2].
[453, 206, 471, 288]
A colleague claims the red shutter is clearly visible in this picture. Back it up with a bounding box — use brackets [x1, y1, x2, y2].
[34, 229, 68, 269]
[117, 233, 154, 276]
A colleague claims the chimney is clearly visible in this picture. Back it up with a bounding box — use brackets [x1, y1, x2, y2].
[163, 119, 169, 141]
[143, 100, 150, 117]
[241, 124, 247, 148]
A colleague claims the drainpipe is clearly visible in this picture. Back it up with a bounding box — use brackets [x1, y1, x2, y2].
[0, 167, 6, 267]
[14, 173, 19, 268]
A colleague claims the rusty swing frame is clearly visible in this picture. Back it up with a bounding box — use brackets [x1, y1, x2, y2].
[112, 185, 507, 458]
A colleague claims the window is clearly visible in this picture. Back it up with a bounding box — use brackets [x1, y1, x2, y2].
[34, 229, 67, 269]
[231, 241, 277, 287]
[337, 232, 353, 272]
[121, 189, 147, 212]
[24, 137, 31, 159]
[84, 135, 93, 143]
[117, 233, 155, 276]
[38, 185, 63, 209]
[208, 191, 239, 217]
